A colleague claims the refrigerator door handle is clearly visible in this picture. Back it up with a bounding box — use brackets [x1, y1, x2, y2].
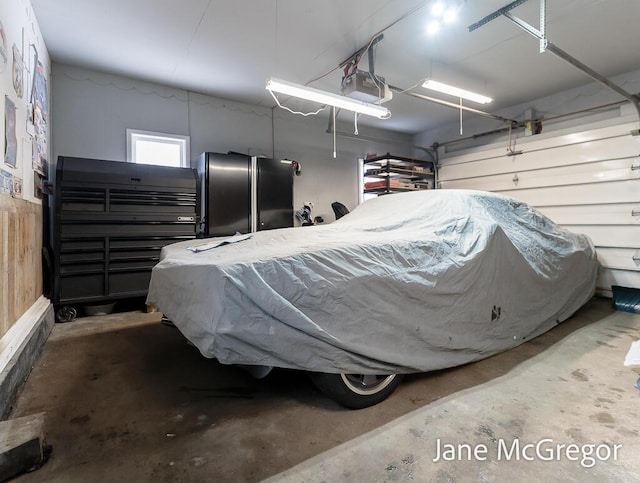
[251, 156, 258, 233]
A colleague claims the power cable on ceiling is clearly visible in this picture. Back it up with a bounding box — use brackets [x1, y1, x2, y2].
[304, 0, 430, 86]
[171, 0, 213, 79]
[57, 71, 272, 119]
[268, 90, 328, 116]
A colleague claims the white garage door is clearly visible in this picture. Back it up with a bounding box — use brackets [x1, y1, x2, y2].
[438, 120, 640, 296]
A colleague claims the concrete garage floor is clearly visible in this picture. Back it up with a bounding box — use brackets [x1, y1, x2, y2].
[9, 297, 639, 482]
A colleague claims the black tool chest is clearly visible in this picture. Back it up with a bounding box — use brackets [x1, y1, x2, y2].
[49, 157, 197, 313]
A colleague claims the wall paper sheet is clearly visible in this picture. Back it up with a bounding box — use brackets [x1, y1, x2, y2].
[0, 0, 50, 203]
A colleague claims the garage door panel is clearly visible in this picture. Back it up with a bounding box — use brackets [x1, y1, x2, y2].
[596, 248, 640, 272]
[494, 181, 639, 207]
[538, 204, 640, 225]
[563, 225, 640, 248]
[443, 120, 640, 167]
[597, 268, 640, 296]
[440, 159, 637, 192]
[440, 135, 640, 180]
[440, 121, 640, 291]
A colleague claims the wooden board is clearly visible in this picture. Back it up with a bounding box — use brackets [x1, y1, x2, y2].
[0, 196, 43, 338]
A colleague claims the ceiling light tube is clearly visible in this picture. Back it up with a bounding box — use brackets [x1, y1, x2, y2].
[266, 77, 390, 119]
[422, 80, 492, 104]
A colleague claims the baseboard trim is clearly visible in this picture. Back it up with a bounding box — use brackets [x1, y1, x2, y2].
[0, 296, 54, 419]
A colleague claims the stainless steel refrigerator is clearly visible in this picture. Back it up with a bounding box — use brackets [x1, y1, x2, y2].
[197, 152, 293, 237]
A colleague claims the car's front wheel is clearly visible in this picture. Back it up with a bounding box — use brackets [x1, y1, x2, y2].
[309, 373, 403, 409]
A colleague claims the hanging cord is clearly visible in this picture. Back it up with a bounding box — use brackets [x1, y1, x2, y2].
[268, 90, 328, 116]
[507, 122, 517, 154]
[394, 77, 430, 95]
[354, 112, 359, 135]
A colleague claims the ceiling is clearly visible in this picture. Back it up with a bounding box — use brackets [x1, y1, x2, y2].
[30, 0, 640, 134]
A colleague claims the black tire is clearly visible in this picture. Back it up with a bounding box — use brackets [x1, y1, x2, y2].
[309, 373, 403, 409]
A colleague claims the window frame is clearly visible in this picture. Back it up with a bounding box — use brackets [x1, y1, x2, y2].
[126, 129, 190, 168]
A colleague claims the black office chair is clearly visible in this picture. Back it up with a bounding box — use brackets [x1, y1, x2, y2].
[331, 202, 350, 220]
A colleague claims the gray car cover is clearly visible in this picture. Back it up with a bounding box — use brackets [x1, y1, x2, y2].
[146, 189, 598, 375]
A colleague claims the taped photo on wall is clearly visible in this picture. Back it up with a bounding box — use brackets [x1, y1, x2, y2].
[4, 96, 17, 168]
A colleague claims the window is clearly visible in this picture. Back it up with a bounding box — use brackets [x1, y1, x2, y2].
[126, 129, 190, 168]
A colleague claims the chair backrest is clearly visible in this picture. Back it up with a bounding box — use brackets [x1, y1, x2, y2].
[331, 201, 350, 220]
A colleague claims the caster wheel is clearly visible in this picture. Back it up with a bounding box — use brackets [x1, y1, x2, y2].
[56, 306, 77, 323]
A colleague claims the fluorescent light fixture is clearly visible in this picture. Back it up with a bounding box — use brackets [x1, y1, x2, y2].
[266, 77, 390, 119]
[422, 80, 493, 104]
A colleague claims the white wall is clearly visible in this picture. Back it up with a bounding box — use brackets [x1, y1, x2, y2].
[52, 65, 189, 163]
[51, 64, 414, 222]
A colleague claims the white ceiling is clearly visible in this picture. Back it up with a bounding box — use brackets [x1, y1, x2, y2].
[30, 0, 640, 134]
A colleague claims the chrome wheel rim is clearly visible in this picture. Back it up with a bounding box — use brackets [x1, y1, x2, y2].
[339, 374, 397, 396]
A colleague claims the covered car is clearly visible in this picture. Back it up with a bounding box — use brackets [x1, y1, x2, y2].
[146, 189, 598, 407]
